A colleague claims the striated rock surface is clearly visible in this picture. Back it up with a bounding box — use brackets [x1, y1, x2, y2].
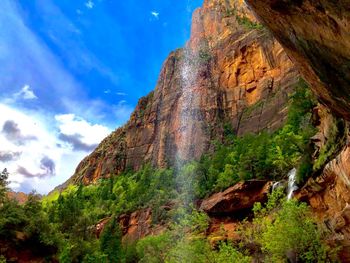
[95, 209, 166, 244]
[296, 106, 350, 261]
[119, 208, 166, 243]
[71, 0, 299, 185]
[245, 0, 350, 120]
[200, 180, 272, 215]
[297, 144, 350, 261]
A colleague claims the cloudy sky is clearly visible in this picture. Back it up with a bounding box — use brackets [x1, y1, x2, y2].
[0, 0, 202, 194]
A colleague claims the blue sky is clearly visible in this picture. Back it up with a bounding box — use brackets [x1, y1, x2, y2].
[0, 0, 203, 194]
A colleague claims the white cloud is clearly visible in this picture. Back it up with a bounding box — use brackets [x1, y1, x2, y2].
[13, 85, 38, 100]
[116, 92, 127, 96]
[0, 104, 111, 194]
[85, 0, 94, 9]
[151, 11, 160, 19]
[55, 113, 110, 147]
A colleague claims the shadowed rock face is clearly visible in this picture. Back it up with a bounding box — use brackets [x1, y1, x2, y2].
[200, 180, 272, 215]
[297, 143, 350, 261]
[70, 0, 299, 185]
[245, 0, 350, 120]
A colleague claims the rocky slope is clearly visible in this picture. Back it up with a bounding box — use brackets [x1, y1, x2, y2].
[70, 0, 299, 185]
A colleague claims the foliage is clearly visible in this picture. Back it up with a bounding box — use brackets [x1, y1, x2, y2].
[260, 201, 331, 262]
[235, 15, 264, 30]
[136, 210, 251, 263]
[212, 242, 251, 263]
[0, 79, 337, 262]
[100, 217, 122, 262]
[0, 169, 9, 204]
[198, 49, 212, 63]
[313, 118, 345, 172]
[136, 232, 173, 263]
[35, 165, 177, 262]
[0, 186, 59, 261]
[238, 189, 338, 262]
[191, 80, 317, 198]
[224, 7, 263, 30]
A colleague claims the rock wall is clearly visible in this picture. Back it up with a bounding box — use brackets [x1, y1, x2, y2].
[71, 0, 299, 185]
[298, 144, 350, 261]
[296, 107, 350, 261]
[244, 1, 350, 260]
[245, 0, 350, 120]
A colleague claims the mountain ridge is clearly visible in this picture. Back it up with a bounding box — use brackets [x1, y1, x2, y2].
[65, 0, 299, 186]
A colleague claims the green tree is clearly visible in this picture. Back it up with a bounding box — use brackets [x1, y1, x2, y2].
[136, 232, 172, 263]
[100, 217, 122, 263]
[248, 189, 337, 262]
[260, 200, 331, 262]
[213, 242, 251, 263]
[0, 168, 9, 204]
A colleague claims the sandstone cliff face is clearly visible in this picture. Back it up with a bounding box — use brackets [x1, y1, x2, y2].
[298, 145, 350, 261]
[71, 0, 299, 185]
[245, 0, 350, 120]
[296, 106, 350, 261]
[244, 2, 350, 260]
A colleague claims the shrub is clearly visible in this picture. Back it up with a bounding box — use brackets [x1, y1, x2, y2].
[260, 200, 332, 262]
[245, 189, 338, 262]
[136, 232, 173, 263]
[100, 217, 122, 263]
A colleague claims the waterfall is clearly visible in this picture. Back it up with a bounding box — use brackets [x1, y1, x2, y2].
[177, 48, 196, 161]
[287, 168, 298, 200]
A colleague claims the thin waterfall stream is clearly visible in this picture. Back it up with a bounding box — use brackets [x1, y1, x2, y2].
[287, 168, 298, 200]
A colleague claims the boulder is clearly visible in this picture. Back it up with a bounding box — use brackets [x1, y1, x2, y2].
[200, 180, 272, 215]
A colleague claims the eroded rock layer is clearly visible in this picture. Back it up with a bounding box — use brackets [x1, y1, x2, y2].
[245, 0, 350, 120]
[71, 0, 299, 185]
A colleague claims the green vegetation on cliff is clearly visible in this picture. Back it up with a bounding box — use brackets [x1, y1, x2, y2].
[0, 80, 338, 262]
[134, 190, 336, 263]
[192, 79, 317, 197]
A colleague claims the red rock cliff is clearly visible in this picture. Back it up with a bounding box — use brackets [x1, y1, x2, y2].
[243, 1, 350, 260]
[245, 0, 350, 120]
[70, 0, 299, 185]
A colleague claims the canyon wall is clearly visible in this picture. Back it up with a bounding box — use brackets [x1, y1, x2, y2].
[244, 0, 350, 259]
[245, 0, 350, 119]
[70, 0, 299, 185]
[86, 0, 350, 259]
